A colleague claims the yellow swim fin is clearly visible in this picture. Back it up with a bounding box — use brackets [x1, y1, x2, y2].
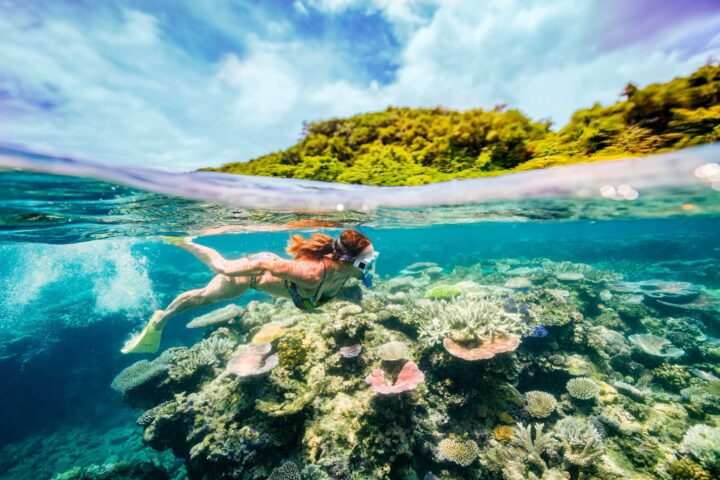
[160, 236, 187, 247]
[121, 311, 164, 354]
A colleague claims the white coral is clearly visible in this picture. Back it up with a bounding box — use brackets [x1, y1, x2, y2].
[418, 294, 527, 346]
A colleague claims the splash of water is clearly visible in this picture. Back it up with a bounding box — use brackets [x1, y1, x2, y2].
[0, 239, 157, 329]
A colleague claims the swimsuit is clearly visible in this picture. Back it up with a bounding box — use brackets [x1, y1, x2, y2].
[285, 258, 349, 310]
[247, 253, 347, 310]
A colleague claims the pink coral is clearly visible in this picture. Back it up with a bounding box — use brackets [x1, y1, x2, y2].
[443, 334, 520, 361]
[226, 342, 278, 377]
[366, 361, 425, 394]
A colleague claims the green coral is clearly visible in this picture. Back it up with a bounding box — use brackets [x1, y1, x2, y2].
[668, 457, 711, 480]
[524, 391, 557, 419]
[425, 284, 463, 300]
[566, 377, 600, 400]
[653, 363, 692, 392]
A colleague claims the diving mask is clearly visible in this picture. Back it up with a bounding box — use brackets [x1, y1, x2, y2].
[354, 251, 379, 287]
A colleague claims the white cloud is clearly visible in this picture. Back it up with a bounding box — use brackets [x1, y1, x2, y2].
[1, 0, 719, 171]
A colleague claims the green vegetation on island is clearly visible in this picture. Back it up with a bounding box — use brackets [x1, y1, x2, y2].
[205, 64, 720, 186]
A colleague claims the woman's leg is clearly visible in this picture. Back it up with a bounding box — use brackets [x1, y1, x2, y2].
[122, 274, 250, 354]
[166, 237, 229, 273]
[166, 237, 257, 276]
[154, 274, 249, 328]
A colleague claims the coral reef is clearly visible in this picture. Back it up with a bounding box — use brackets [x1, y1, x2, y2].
[106, 257, 720, 479]
[51, 461, 170, 480]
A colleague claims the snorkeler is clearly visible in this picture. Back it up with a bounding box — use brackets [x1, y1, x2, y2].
[121, 230, 378, 354]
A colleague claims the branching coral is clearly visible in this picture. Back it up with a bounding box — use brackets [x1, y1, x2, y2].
[682, 424, 720, 469]
[417, 294, 527, 347]
[552, 416, 604, 468]
[168, 334, 235, 381]
[526, 289, 583, 327]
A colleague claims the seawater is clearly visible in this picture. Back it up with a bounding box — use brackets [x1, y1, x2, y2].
[0, 146, 719, 480]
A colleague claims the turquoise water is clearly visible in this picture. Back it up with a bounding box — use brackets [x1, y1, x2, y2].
[0, 146, 719, 479]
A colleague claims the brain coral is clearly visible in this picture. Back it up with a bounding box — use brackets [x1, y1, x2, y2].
[524, 391, 557, 418]
[566, 377, 601, 400]
[111, 351, 174, 393]
[376, 341, 411, 361]
[436, 438, 480, 467]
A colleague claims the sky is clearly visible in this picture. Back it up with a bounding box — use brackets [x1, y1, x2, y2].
[1, 0, 719, 171]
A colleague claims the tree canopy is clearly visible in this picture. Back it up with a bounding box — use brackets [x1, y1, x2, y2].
[203, 64, 720, 186]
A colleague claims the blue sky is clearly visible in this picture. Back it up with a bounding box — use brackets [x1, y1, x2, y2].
[1, 0, 719, 171]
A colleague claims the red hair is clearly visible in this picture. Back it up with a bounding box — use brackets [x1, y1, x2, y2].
[286, 230, 371, 260]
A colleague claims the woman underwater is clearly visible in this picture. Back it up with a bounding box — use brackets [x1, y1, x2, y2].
[122, 230, 378, 354]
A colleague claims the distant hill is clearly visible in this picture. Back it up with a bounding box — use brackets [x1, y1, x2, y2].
[203, 64, 720, 186]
